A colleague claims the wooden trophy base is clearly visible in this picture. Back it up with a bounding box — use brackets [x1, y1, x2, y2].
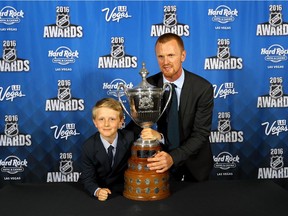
[123, 139, 170, 201]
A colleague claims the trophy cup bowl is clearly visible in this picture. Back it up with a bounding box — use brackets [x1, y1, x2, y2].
[117, 63, 172, 201]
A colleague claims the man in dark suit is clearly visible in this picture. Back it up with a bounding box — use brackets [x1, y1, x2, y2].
[80, 98, 134, 201]
[140, 33, 214, 182]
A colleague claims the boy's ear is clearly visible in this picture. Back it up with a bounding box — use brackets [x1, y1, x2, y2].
[93, 119, 98, 128]
[119, 118, 124, 128]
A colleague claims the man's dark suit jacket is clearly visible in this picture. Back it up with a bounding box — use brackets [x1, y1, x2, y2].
[80, 129, 134, 197]
[128, 69, 214, 182]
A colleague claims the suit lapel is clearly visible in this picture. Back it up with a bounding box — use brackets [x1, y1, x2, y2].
[94, 133, 111, 171]
[112, 132, 129, 170]
[179, 71, 189, 116]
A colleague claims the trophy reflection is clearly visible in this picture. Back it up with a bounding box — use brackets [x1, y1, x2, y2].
[118, 62, 172, 201]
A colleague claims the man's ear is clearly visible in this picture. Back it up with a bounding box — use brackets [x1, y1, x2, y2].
[181, 50, 186, 62]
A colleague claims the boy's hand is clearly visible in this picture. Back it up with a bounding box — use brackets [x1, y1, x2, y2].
[141, 128, 161, 141]
[96, 188, 111, 201]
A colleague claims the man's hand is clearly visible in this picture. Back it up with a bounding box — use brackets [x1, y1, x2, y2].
[147, 151, 173, 173]
[96, 188, 111, 201]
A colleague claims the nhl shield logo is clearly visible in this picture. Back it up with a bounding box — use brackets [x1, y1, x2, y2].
[60, 160, 73, 174]
[3, 47, 17, 63]
[58, 87, 71, 102]
[270, 156, 283, 170]
[217, 46, 230, 61]
[56, 14, 70, 29]
[269, 12, 282, 27]
[217, 119, 231, 134]
[4, 122, 19, 137]
[163, 13, 177, 28]
[111, 44, 125, 59]
[269, 84, 283, 99]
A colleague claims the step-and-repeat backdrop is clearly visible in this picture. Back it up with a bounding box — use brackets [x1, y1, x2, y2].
[1, 0, 288, 184]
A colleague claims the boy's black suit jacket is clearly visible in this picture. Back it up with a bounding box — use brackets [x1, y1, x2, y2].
[80, 129, 134, 196]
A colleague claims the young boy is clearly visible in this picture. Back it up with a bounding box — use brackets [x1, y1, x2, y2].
[80, 98, 134, 201]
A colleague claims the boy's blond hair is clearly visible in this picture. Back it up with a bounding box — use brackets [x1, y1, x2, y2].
[92, 98, 124, 120]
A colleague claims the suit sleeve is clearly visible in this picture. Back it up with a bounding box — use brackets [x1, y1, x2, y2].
[80, 139, 99, 197]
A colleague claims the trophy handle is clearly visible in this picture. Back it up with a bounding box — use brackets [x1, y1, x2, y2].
[117, 83, 133, 120]
[157, 82, 172, 121]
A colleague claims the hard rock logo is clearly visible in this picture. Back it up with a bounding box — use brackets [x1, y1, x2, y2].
[4, 122, 19, 137]
[3, 47, 17, 63]
[217, 119, 231, 134]
[56, 13, 70, 29]
[217, 45, 230, 61]
[163, 12, 177, 28]
[111, 44, 125, 59]
[57, 87, 71, 102]
[269, 84, 283, 99]
[269, 12, 282, 27]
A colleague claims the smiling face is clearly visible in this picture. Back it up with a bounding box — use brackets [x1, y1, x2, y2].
[155, 38, 186, 82]
[93, 107, 123, 144]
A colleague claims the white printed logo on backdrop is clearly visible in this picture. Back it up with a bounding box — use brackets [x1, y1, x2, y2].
[213, 82, 238, 99]
[103, 78, 134, 98]
[0, 40, 30, 72]
[208, 5, 238, 30]
[0, 6, 24, 31]
[213, 152, 240, 177]
[102, 5, 132, 22]
[0, 155, 28, 181]
[151, 5, 190, 37]
[98, 37, 137, 69]
[261, 44, 288, 69]
[258, 148, 288, 179]
[210, 112, 244, 143]
[261, 119, 288, 136]
[43, 6, 83, 38]
[48, 46, 79, 72]
[50, 123, 80, 140]
[256, 4, 288, 36]
[45, 80, 85, 111]
[0, 115, 32, 147]
[257, 77, 288, 108]
[0, 84, 26, 102]
[47, 153, 80, 182]
[204, 39, 243, 70]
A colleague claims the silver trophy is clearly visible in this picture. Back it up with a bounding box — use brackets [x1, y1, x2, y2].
[118, 62, 172, 132]
[117, 62, 172, 201]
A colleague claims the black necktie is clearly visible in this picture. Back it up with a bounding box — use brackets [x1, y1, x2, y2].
[107, 145, 114, 167]
[167, 83, 180, 150]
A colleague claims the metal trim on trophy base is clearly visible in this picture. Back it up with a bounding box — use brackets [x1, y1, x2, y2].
[123, 140, 170, 201]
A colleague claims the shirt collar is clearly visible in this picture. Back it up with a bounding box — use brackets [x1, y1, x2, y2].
[100, 133, 118, 151]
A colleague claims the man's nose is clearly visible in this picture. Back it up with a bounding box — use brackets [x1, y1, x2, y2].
[163, 56, 169, 64]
